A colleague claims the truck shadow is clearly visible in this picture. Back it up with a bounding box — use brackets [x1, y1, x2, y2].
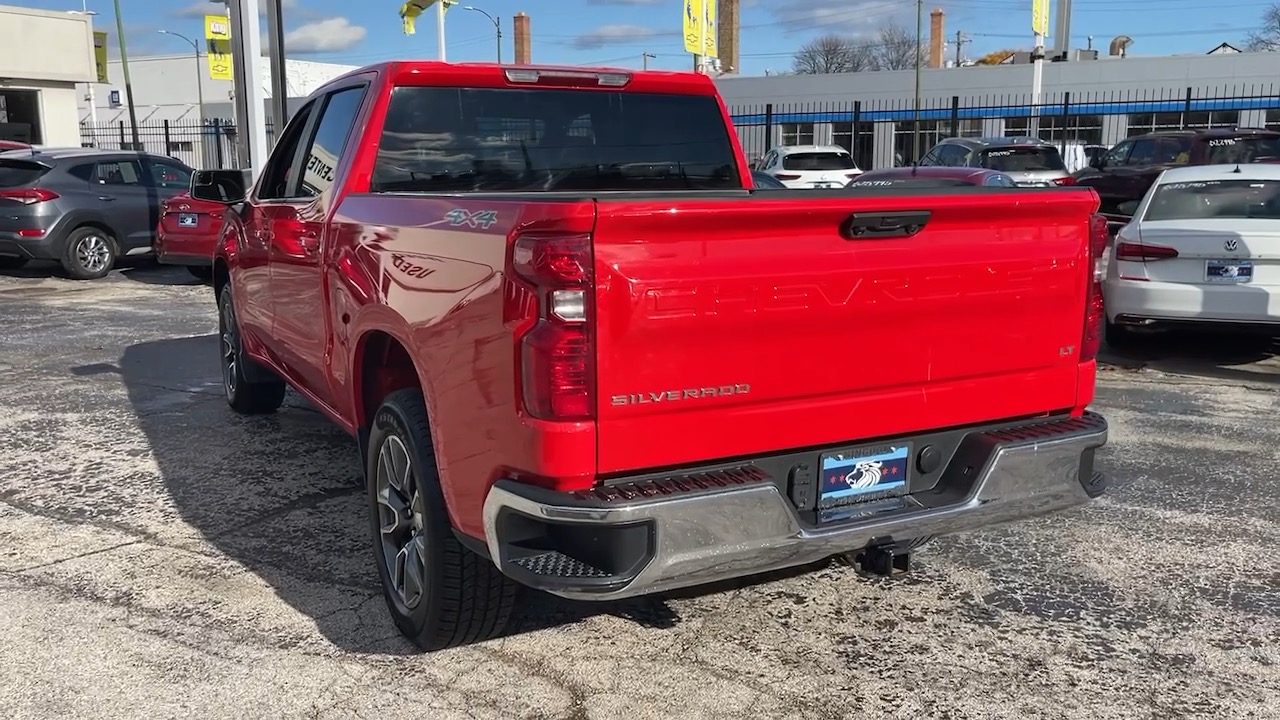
[117, 333, 819, 653]
[1100, 331, 1280, 385]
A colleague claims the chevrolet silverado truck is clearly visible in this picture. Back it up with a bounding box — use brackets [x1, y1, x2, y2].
[195, 61, 1111, 652]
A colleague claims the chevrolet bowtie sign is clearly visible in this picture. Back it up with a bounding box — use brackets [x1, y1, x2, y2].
[399, 0, 457, 35]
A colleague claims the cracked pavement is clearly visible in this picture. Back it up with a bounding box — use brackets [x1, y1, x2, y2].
[0, 263, 1277, 719]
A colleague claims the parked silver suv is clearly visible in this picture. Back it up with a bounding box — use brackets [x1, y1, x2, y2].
[917, 136, 1074, 187]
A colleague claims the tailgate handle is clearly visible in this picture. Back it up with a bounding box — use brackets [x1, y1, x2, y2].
[841, 210, 931, 239]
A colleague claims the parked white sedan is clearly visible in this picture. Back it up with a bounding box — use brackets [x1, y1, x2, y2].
[1104, 163, 1280, 346]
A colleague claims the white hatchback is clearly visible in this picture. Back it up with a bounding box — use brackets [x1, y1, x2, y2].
[756, 145, 862, 189]
[1104, 163, 1280, 345]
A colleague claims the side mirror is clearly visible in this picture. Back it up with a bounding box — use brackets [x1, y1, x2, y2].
[190, 168, 251, 204]
[1116, 200, 1139, 217]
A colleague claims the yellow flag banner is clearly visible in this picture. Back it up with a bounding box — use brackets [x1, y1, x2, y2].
[399, 0, 456, 35]
[93, 31, 109, 83]
[205, 15, 233, 81]
[1031, 0, 1049, 36]
[682, 0, 717, 57]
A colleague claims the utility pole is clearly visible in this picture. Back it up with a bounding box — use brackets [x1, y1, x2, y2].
[112, 0, 139, 150]
[912, 0, 922, 163]
[954, 30, 969, 67]
[642, 52, 655, 70]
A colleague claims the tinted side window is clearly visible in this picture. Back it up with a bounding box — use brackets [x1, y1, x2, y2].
[258, 101, 316, 200]
[65, 163, 96, 183]
[95, 160, 144, 185]
[298, 86, 367, 197]
[149, 161, 192, 189]
[1103, 141, 1132, 167]
[370, 86, 740, 192]
[1127, 139, 1160, 165]
[918, 147, 942, 166]
[940, 145, 970, 167]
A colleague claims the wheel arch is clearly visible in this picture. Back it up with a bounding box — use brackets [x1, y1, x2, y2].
[352, 327, 429, 432]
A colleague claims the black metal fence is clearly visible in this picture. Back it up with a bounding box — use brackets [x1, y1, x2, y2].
[727, 84, 1280, 170]
[77, 85, 1280, 173]
[79, 118, 275, 170]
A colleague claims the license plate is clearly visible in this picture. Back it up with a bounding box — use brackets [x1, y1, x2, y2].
[177, 213, 198, 227]
[818, 443, 910, 509]
[812, 182, 834, 189]
[1205, 259, 1252, 283]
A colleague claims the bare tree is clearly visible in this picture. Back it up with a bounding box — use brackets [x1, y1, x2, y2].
[1245, 4, 1280, 51]
[872, 22, 925, 71]
[792, 34, 876, 74]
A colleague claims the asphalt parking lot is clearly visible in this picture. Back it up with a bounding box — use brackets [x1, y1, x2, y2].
[0, 262, 1277, 720]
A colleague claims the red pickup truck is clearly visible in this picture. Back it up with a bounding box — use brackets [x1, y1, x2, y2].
[193, 61, 1110, 652]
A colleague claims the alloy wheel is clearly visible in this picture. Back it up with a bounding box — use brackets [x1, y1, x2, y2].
[76, 234, 111, 274]
[220, 298, 238, 399]
[376, 435, 428, 610]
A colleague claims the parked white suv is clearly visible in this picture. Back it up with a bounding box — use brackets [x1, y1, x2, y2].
[755, 145, 862, 189]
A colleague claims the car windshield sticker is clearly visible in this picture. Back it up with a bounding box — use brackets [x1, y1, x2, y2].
[1208, 138, 1237, 146]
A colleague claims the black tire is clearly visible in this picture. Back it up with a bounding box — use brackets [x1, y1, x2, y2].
[0, 256, 28, 270]
[366, 388, 520, 652]
[217, 284, 286, 414]
[60, 226, 118, 280]
[187, 266, 213, 282]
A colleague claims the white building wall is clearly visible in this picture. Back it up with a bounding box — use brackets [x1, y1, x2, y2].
[0, 5, 94, 147]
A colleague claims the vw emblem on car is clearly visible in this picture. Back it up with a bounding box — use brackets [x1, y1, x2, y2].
[1224, 239, 1238, 251]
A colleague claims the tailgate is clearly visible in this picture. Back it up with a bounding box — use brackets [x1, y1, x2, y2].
[591, 190, 1099, 474]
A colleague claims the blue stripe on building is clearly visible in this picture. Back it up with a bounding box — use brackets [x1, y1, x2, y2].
[729, 96, 1280, 125]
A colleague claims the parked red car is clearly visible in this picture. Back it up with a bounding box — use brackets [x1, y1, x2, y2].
[193, 60, 1109, 652]
[846, 166, 1019, 188]
[154, 191, 226, 280]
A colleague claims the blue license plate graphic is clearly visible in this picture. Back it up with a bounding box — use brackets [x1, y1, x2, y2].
[1205, 259, 1252, 283]
[819, 444, 910, 506]
[178, 213, 198, 227]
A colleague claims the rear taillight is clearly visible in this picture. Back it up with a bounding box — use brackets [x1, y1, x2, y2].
[509, 233, 595, 421]
[0, 188, 58, 205]
[1114, 241, 1178, 261]
[1081, 214, 1108, 362]
[774, 174, 800, 181]
[1053, 176, 1077, 186]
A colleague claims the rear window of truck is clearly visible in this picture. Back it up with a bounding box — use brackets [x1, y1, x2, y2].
[369, 86, 741, 192]
[978, 146, 1065, 172]
[1202, 135, 1280, 164]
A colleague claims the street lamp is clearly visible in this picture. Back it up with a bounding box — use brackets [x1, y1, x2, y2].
[158, 29, 206, 124]
[463, 5, 501, 63]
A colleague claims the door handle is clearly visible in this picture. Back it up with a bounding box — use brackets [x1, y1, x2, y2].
[98, 195, 116, 201]
[840, 210, 931, 240]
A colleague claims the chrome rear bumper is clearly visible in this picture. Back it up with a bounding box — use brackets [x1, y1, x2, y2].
[481, 412, 1108, 601]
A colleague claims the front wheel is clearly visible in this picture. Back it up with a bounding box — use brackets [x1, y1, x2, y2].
[366, 388, 520, 652]
[217, 285, 286, 414]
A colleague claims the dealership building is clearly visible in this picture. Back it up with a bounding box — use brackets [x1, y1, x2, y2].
[714, 50, 1280, 169]
[0, 4, 97, 147]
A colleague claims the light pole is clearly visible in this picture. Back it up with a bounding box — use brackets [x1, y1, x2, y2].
[112, 0, 140, 150]
[158, 30, 206, 124]
[912, 0, 922, 163]
[463, 6, 501, 63]
[69, 7, 98, 124]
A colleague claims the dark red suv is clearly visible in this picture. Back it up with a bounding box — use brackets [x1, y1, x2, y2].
[1074, 127, 1280, 216]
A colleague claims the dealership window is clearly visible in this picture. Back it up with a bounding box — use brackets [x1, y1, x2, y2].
[893, 120, 970, 165]
[1267, 109, 1280, 130]
[1127, 110, 1239, 136]
[780, 122, 814, 146]
[1005, 114, 1103, 145]
[0, 90, 43, 145]
[831, 121, 874, 168]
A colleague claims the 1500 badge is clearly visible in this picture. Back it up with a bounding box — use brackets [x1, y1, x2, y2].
[611, 384, 750, 406]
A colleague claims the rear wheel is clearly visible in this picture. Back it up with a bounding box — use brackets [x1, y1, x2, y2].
[0, 256, 28, 270]
[217, 284, 286, 414]
[365, 388, 520, 652]
[60, 226, 118, 280]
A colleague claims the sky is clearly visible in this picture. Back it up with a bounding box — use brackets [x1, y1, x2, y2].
[18, 0, 1277, 76]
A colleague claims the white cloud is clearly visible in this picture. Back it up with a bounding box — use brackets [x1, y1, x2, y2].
[284, 17, 366, 53]
[572, 24, 662, 49]
[766, 0, 907, 34]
